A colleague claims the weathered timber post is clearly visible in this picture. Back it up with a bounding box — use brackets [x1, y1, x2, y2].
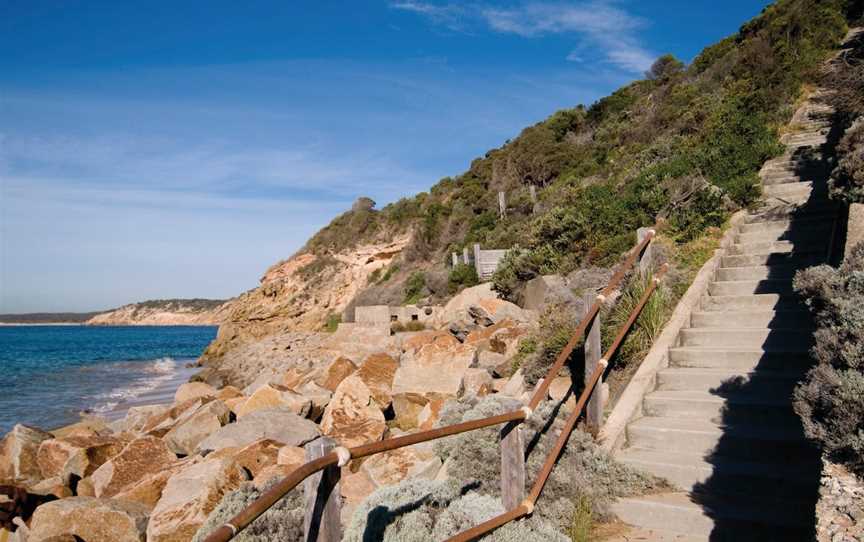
[452, 252, 459, 267]
[304, 437, 341, 542]
[636, 227, 654, 277]
[498, 191, 506, 218]
[474, 244, 483, 277]
[499, 421, 526, 509]
[529, 185, 537, 204]
[463, 247, 471, 265]
[583, 292, 607, 432]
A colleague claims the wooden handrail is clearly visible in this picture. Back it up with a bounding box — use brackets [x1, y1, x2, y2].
[446, 263, 669, 542]
[202, 231, 657, 542]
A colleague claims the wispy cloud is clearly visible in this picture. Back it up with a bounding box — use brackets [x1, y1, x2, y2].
[390, 1, 656, 74]
[390, 1, 467, 31]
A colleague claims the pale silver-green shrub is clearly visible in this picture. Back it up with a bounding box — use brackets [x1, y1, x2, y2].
[191, 482, 304, 542]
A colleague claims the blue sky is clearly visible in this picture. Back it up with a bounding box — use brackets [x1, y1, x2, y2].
[0, 0, 772, 312]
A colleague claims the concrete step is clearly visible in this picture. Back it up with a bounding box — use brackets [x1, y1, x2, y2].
[781, 132, 828, 146]
[625, 417, 817, 461]
[727, 239, 825, 256]
[738, 215, 833, 234]
[617, 449, 819, 497]
[612, 492, 815, 539]
[644, 390, 799, 425]
[690, 309, 811, 328]
[762, 181, 822, 199]
[707, 279, 795, 296]
[679, 327, 811, 348]
[700, 293, 802, 311]
[715, 264, 803, 281]
[745, 204, 840, 223]
[720, 252, 825, 268]
[736, 227, 828, 245]
[656, 367, 802, 393]
[669, 346, 811, 371]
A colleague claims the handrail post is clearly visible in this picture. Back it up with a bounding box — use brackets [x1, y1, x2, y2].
[499, 420, 525, 509]
[303, 437, 342, 542]
[636, 227, 654, 277]
[582, 292, 606, 432]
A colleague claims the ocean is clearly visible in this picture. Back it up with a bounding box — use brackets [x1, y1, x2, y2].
[0, 325, 217, 434]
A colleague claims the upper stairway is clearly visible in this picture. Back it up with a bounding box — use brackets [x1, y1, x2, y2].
[609, 94, 840, 541]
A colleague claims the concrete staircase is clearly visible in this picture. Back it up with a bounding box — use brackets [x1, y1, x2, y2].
[610, 97, 840, 541]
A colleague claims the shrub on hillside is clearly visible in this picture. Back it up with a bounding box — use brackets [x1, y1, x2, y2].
[403, 271, 427, 304]
[793, 243, 864, 477]
[447, 263, 479, 293]
[830, 118, 864, 203]
[192, 483, 304, 542]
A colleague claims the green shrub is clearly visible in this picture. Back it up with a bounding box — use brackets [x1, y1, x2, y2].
[324, 313, 341, 333]
[404, 271, 427, 304]
[646, 54, 685, 81]
[793, 243, 864, 476]
[448, 263, 479, 293]
[192, 483, 304, 542]
[830, 120, 864, 203]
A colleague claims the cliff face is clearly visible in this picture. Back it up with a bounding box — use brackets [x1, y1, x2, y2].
[86, 299, 230, 326]
[200, 233, 412, 361]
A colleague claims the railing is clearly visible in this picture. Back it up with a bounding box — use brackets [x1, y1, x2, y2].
[204, 227, 664, 542]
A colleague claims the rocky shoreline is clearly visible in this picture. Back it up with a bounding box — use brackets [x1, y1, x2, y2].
[0, 284, 580, 541]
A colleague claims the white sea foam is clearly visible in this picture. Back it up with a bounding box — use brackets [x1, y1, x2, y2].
[87, 357, 184, 417]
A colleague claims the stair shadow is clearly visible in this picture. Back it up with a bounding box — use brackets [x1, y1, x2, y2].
[687, 108, 844, 540]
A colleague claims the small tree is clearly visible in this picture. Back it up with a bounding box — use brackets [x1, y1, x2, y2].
[646, 54, 685, 81]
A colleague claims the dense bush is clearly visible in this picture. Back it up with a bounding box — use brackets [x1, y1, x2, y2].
[830, 120, 864, 202]
[447, 263, 479, 293]
[403, 271, 427, 304]
[193, 483, 304, 542]
[793, 243, 864, 477]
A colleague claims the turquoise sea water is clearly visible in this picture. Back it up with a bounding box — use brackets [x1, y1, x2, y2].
[0, 325, 217, 434]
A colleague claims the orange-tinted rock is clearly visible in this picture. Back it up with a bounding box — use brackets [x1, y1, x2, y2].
[277, 445, 306, 468]
[90, 436, 177, 498]
[141, 397, 209, 437]
[0, 425, 53, 487]
[279, 366, 314, 390]
[462, 368, 493, 397]
[236, 384, 312, 419]
[37, 435, 126, 483]
[228, 439, 281, 478]
[252, 464, 295, 490]
[174, 382, 217, 404]
[295, 381, 332, 421]
[360, 446, 441, 488]
[316, 356, 357, 391]
[417, 397, 446, 431]
[356, 353, 399, 408]
[164, 400, 231, 455]
[214, 386, 244, 401]
[146, 455, 247, 542]
[393, 331, 474, 399]
[341, 467, 376, 505]
[320, 375, 386, 447]
[391, 393, 429, 429]
[112, 457, 199, 510]
[29, 497, 150, 542]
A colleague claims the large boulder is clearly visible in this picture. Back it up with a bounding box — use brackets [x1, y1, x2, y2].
[146, 456, 247, 542]
[109, 405, 169, 435]
[196, 407, 320, 453]
[235, 384, 311, 419]
[36, 434, 127, 484]
[294, 381, 332, 421]
[174, 382, 217, 404]
[316, 356, 357, 391]
[438, 283, 498, 325]
[523, 274, 577, 311]
[28, 497, 150, 542]
[112, 457, 200, 510]
[164, 400, 231, 455]
[0, 425, 52, 487]
[393, 332, 474, 398]
[469, 298, 534, 326]
[320, 375, 387, 447]
[141, 397, 211, 437]
[355, 353, 399, 409]
[209, 439, 281, 479]
[90, 436, 177, 498]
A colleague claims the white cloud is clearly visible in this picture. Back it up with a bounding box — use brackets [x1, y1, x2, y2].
[390, 2, 467, 31]
[392, 1, 656, 74]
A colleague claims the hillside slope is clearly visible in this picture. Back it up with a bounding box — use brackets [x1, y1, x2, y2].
[201, 0, 860, 364]
[86, 298, 230, 326]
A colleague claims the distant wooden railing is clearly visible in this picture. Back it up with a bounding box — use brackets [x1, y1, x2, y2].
[203, 228, 663, 542]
